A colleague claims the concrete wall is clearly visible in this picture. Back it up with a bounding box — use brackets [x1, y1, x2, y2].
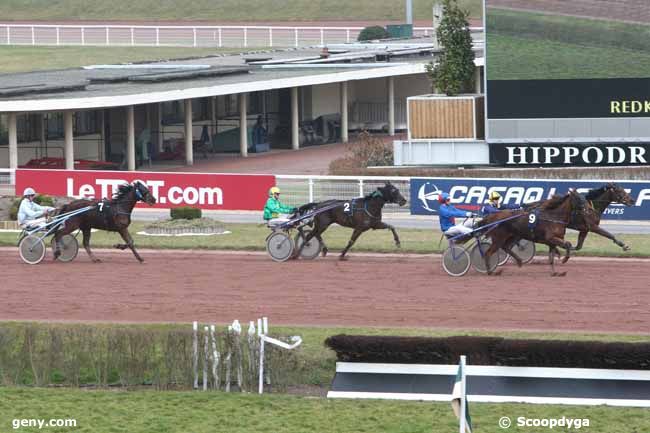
[311, 83, 341, 118]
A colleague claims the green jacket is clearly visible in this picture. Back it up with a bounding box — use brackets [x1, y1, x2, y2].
[263, 197, 295, 220]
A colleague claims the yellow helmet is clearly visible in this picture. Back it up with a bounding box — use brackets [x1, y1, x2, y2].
[269, 186, 281, 196]
[488, 191, 502, 201]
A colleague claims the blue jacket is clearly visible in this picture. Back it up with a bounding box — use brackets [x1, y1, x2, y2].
[439, 203, 469, 232]
[480, 202, 520, 215]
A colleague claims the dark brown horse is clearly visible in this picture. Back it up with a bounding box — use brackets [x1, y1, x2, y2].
[571, 183, 635, 251]
[478, 190, 583, 276]
[53, 181, 156, 263]
[298, 182, 407, 260]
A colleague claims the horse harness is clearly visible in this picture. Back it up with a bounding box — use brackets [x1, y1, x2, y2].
[344, 191, 384, 221]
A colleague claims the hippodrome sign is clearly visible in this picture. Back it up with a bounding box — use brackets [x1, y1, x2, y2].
[16, 169, 276, 211]
[410, 178, 650, 220]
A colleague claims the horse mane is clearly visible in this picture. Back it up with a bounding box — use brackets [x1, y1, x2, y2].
[585, 185, 607, 200]
[114, 183, 134, 200]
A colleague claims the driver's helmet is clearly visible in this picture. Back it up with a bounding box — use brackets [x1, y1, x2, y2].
[488, 191, 502, 203]
[269, 186, 281, 197]
[23, 187, 36, 197]
[437, 192, 450, 204]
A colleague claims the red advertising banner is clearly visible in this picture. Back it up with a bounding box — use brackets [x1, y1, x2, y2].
[15, 169, 276, 211]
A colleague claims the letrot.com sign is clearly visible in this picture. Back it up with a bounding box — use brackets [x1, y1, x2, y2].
[16, 169, 276, 211]
[410, 178, 650, 220]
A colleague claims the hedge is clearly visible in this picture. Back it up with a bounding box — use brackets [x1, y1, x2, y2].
[170, 206, 202, 220]
[325, 335, 650, 370]
[357, 26, 390, 42]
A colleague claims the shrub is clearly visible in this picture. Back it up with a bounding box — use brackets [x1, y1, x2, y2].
[170, 206, 202, 220]
[329, 131, 393, 175]
[357, 26, 390, 42]
[9, 195, 55, 220]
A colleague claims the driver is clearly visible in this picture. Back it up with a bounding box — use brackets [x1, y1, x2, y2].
[17, 187, 55, 229]
[263, 187, 297, 226]
[438, 192, 476, 238]
[480, 191, 520, 215]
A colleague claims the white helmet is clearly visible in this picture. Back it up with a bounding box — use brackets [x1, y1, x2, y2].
[23, 187, 36, 196]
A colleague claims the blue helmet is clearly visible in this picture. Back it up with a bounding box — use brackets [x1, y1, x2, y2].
[438, 192, 450, 203]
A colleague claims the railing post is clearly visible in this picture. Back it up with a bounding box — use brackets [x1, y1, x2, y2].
[31, 26, 35, 45]
[359, 179, 364, 197]
[56, 27, 59, 46]
[130, 27, 134, 46]
[320, 28, 324, 45]
[308, 178, 314, 202]
[193, 27, 197, 47]
[424, 29, 429, 36]
[294, 28, 298, 47]
[105, 27, 109, 45]
[156, 27, 160, 46]
[269, 28, 272, 47]
[81, 27, 85, 46]
[243, 27, 247, 48]
[5, 26, 9, 45]
[346, 29, 350, 43]
[218, 27, 222, 47]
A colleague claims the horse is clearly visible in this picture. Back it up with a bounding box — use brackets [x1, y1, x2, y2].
[53, 181, 156, 263]
[297, 182, 407, 260]
[478, 190, 584, 276]
[570, 183, 635, 251]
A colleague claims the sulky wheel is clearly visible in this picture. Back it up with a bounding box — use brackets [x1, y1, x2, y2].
[266, 231, 295, 262]
[512, 239, 536, 264]
[441, 245, 471, 277]
[497, 248, 509, 266]
[294, 229, 321, 260]
[470, 241, 499, 274]
[51, 234, 79, 262]
[19, 235, 46, 265]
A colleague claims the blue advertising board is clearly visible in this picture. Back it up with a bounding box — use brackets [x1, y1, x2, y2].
[410, 178, 650, 220]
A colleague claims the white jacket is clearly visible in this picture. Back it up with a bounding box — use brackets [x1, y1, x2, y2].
[17, 199, 54, 225]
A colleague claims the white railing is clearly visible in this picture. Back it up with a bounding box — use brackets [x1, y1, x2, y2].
[0, 24, 482, 48]
[276, 174, 411, 214]
[0, 168, 15, 185]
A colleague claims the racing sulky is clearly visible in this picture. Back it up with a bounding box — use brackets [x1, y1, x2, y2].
[53, 181, 156, 263]
[478, 190, 584, 277]
[297, 182, 407, 260]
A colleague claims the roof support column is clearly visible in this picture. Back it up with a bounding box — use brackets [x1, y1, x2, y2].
[211, 96, 217, 138]
[157, 103, 164, 152]
[39, 113, 46, 150]
[185, 99, 194, 165]
[340, 81, 348, 143]
[291, 87, 299, 150]
[99, 110, 105, 161]
[64, 110, 74, 170]
[239, 93, 248, 157]
[8, 113, 18, 173]
[388, 76, 395, 136]
[126, 106, 135, 171]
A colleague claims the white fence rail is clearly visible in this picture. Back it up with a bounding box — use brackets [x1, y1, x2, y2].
[276, 174, 411, 214]
[0, 168, 15, 185]
[0, 24, 483, 48]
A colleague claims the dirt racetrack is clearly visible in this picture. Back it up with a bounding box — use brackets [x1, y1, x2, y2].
[1, 248, 648, 334]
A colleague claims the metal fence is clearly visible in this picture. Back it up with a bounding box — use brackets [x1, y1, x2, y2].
[276, 174, 411, 215]
[0, 24, 465, 48]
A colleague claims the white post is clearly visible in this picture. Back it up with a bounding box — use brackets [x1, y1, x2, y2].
[210, 325, 220, 390]
[359, 179, 364, 197]
[126, 106, 135, 171]
[459, 355, 468, 433]
[243, 27, 248, 48]
[269, 28, 273, 47]
[320, 28, 324, 45]
[406, 0, 413, 25]
[218, 28, 222, 47]
[81, 27, 85, 46]
[475, 66, 482, 94]
[294, 28, 298, 47]
[291, 87, 299, 150]
[340, 81, 348, 143]
[263, 317, 270, 385]
[106, 27, 109, 45]
[258, 317, 265, 394]
[346, 29, 350, 43]
[6, 26, 10, 45]
[193, 28, 197, 47]
[239, 93, 248, 157]
[156, 27, 160, 46]
[157, 102, 164, 152]
[31, 26, 35, 45]
[308, 178, 314, 202]
[184, 99, 194, 165]
[64, 110, 74, 170]
[203, 326, 209, 391]
[192, 321, 198, 389]
[55, 27, 59, 45]
[8, 113, 18, 172]
[388, 76, 395, 136]
[130, 27, 134, 46]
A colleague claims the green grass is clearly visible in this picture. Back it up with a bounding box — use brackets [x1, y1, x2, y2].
[0, 0, 482, 22]
[1, 387, 649, 433]
[3, 221, 650, 257]
[0, 46, 239, 74]
[486, 7, 650, 80]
